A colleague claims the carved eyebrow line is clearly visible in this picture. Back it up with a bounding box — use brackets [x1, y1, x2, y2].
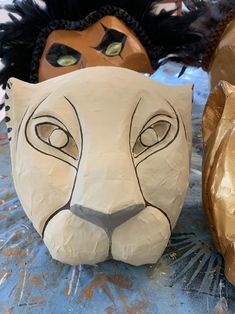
[16, 107, 29, 151]
[33, 114, 68, 131]
[16, 94, 51, 151]
[63, 96, 80, 125]
[41, 96, 83, 238]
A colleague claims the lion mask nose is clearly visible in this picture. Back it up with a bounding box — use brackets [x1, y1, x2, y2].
[70, 203, 145, 238]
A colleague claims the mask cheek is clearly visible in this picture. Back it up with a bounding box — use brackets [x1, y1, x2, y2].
[44, 210, 109, 265]
[38, 58, 80, 82]
[120, 52, 153, 73]
[13, 145, 76, 235]
[136, 124, 190, 228]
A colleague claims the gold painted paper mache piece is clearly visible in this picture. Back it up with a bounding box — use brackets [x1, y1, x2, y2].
[202, 80, 235, 286]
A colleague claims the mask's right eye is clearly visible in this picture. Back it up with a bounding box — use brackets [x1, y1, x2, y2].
[46, 43, 81, 67]
[95, 27, 127, 57]
[36, 122, 79, 160]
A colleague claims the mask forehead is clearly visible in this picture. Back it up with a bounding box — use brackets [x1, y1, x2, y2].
[38, 16, 153, 82]
[36, 68, 177, 148]
[36, 69, 167, 157]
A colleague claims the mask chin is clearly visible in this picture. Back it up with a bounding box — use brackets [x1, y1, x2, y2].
[43, 205, 171, 266]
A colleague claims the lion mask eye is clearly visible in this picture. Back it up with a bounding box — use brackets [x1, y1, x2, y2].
[57, 55, 78, 67]
[46, 43, 81, 67]
[36, 122, 78, 159]
[105, 42, 123, 57]
[133, 120, 171, 156]
[95, 27, 127, 57]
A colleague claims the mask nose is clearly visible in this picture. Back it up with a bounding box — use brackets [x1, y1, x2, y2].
[71, 203, 145, 238]
[70, 153, 145, 236]
[77, 54, 102, 70]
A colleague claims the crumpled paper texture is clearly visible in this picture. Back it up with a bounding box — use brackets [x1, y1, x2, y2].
[202, 80, 235, 286]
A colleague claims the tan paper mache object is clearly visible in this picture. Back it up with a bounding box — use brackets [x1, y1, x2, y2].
[202, 80, 235, 286]
[5, 66, 192, 266]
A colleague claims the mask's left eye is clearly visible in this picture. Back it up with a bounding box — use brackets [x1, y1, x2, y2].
[36, 123, 78, 159]
[133, 119, 172, 157]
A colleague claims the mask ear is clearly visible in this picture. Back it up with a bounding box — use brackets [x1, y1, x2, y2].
[171, 84, 193, 157]
[168, 83, 193, 131]
[4, 77, 40, 143]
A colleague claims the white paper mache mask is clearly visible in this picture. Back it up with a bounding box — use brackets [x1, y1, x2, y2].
[5, 67, 192, 266]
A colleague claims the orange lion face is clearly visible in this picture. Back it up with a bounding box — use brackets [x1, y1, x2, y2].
[38, 16, 153, 82]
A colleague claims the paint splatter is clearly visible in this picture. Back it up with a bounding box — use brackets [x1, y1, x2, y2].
[27, 296, 45, 306]
[27, 274, 42, 287]
[105, 306, 114, 314]
[0, 302, 11, 314]
[2, 193, 14, 202]
[215, 298, 229, 314]
[77, 274, 132, 304]
[0, 134, 8, 141]
[117, 290, 147, 314]
[108, 275, 132, 290]
[78, 274, 148, 314]
[1, 249, 28, 257]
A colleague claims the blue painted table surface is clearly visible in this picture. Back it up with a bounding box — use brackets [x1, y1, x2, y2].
[0, 63, 235, 314]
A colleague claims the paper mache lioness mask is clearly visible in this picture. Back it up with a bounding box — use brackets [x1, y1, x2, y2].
[5, 67, 192, 265]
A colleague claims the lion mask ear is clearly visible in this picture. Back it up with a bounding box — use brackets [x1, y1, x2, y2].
[165, 83, 193, 152]
[4, 77, 52, 145]
[5, 78, 35, 142]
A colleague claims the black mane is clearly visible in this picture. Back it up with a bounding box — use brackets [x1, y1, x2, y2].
[0, 0, 234, 87]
